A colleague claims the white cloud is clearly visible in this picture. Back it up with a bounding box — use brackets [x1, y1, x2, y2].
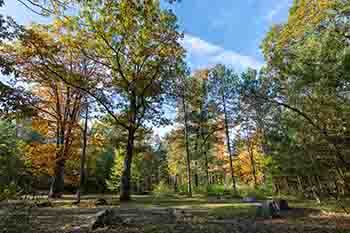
[181, 34, 221, 56]
[212, 50, 263, 70]
[181, 34, 263, 71]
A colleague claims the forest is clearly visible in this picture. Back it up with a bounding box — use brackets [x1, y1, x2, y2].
[0, 0, 349, 233]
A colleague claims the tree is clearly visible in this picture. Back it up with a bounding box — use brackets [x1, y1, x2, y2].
[0, 120, 26, 200]
[235, 132, 265, 187]
[255, 0, 350, 207]
[1, 24, 102, 197]
[165, 128, 187, 192]
[59, 0, 185, 201]
[76, 98, 89, 203]
[178, 75, 193, 196]
[209, 64, 240, 194]
[106, 148, 125, 192]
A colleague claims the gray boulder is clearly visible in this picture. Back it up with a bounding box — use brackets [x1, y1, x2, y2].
[91, 209, 123, 230]
[256, 200, 280, 218]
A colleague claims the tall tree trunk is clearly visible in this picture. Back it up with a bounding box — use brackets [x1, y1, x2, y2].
[194, 173, 199, 187]
[174, 175, 178, 192]
[200, 77, 210, 191]
[49, 127, 65, 198]
[76, 102, 89, 203]
[200, 122, 210, 191]
[49, 158, 65, 198]
[182, 95, 192, 197]
[204, 145, 210, 191]
[49, 88, 81, 198]
[223, 98, 237, 194]
[247, 138, 258, 187]
[120, 128, 135, 201]
[120, 92, 138, 202]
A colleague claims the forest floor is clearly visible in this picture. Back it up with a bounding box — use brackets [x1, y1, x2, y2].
[1, 194, 350, 233]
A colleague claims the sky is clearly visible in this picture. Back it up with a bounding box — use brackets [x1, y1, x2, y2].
[167, 0, 293, 72]
[0, 0, 294, 72]
[0, 0, 293, 136]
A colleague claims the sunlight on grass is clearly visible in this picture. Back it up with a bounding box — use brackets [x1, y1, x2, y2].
[208, 205, 257, 218]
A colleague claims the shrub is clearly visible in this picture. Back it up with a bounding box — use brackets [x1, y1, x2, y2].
[0, 183, 17, 201]
[206, 185, 227, 197]
[152, 181, 173, 198]
[193, 185, 207, 194]
[238, 184, 272, 200]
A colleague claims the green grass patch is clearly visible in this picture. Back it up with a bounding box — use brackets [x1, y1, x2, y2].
[207, 203, 257, 218]
[288, 198, 350, 213]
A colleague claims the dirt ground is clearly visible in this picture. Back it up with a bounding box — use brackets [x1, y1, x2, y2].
[1, 195, 349, 233]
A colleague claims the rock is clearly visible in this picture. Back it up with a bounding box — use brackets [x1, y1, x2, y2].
[278, 199, 289, 210]
[242, 197, 257, 203]
[91, 209, 123, 230]
[94, 198, 108, 206]
[123, 217, 132, 224]
[68, 227, 81, 233]
[256, 200, 280, 219]
[36, 201, 53, 208]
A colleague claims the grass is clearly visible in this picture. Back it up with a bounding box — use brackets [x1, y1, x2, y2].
[13, 193, 350, 214]
[207, 204, 258, 218]
[2, 194, 350, 233]
[287, 198, 350, 213]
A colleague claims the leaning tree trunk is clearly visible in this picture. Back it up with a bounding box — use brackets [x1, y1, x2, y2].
[76, 102, 89, 203]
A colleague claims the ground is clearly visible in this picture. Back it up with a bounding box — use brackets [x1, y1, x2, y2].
[1, 194, 349, 233]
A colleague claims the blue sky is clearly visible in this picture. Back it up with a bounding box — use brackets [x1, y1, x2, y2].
[1, 0, 293, 73]
[167, 0, 294, 72]
[0, 0, 293, 137]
